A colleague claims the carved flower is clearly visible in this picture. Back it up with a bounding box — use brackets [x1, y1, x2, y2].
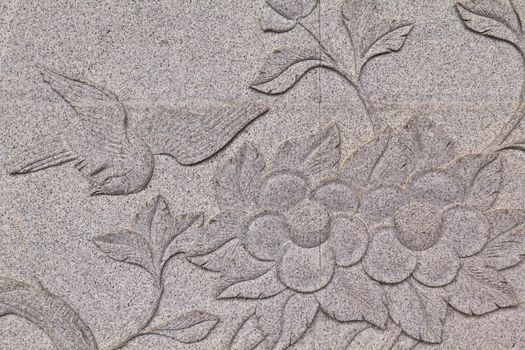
[339, 118, 504, 287]
[182, 126, 391, 348]
[245, 173, 367, 293]
[361, 164, 498, 286]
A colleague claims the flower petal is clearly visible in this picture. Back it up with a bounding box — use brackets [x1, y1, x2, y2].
[243, 212, 290, 261]
[277, 243, 335, 293]
[394, 201, 442, 251]
[358, 186, 405, 224]
[442, 206, 490, 257]
[258, 172, 308, 211]
[362, 227, 417, 284]
[412, 242, 460, 287]
[315, 266, 388, 328]
[311, 180, 359, 213]
[409, 170, 464, 207]
[327, 215, 368, 266]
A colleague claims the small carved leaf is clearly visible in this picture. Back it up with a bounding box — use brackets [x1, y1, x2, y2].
[316, 267, 388, 329]
[347, 321, 406, 350]
[176, 211, 246, 256]
[456, 0, 523, 46]
[266, 0, 318, 21]
[260, 4, 297, 33]
[0, 277, 98, 350]
[467, 155, 502, 210]
[445, 258, 520, 315]
[271, 124, 341, 180]
[479, 221, 525, 270]
[147, 311, 219, 344]
[215, 142, 266, 211]
[188, 240, 272, 284]
[273, 293, 319, 350]
[361, 21, 413, 63]
[230, 312, 266, 350]
[132, 196, 203, 267]
[486, 209, 525, 239]
[218, 269, 286, 299]
[161, 212, 204, 265]
[342, 128, 408, 188]
[341, 128, 391, 188]
[385, 279, 446, 343]
[398, 116, 456, 172]
[342, 0, 413, 75]
[93, 230, 155, 275]
[251, 47, 325, 94]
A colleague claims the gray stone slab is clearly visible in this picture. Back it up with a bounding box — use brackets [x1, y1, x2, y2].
[1, 0, 525, 349]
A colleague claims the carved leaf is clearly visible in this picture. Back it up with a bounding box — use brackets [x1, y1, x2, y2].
[398, 116, 456, 172]
[218, 269, 286, 299]
[260, 4, 297, 33]
[251, 47, 326, 94]
[176, 211, 246, 257]
[0, 277, 98, 350]
[342, 0, 413, 75]
[316, 267, 388, 329]
[188, 240, 272, 284]
[133, 196, 203, 267]
[467, 155, 502, 210]
[147, 311, 219, 344]
[230, 312, 266, 350]
[93, 230, 155, 275]
[215, 142, 266, 211]
[347, 321, 407, 350]
[361, 21, 413, 62]
[266, 0, 318, 21]
[271, 124, 341, 180]
[479, 218, 525, 270]
[342, 128, 408, 188]
[385, 279, 446, 343]
[456, 0, 523, 46]
[273, 293, 319, 350]
[445, 258, 520, 315]
[342, 128, 391, 188]
[486, 209, 525, 239]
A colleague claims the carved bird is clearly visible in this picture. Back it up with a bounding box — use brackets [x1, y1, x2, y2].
[7, 66, 268, 196]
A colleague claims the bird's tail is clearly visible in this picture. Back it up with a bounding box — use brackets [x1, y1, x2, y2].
[7, 134, 77, 174]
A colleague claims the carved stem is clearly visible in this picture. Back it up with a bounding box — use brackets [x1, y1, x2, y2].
[354, 80, 382, 134]
[488, 47, 525, 152]
[297, 21, 335, 63]
[104, 281, 164, 350]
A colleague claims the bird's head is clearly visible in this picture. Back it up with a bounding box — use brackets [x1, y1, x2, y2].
[90, 166, 154, 196]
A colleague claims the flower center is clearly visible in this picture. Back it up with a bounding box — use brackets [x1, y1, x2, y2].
[287, 200, 330, 248]
[394, 201, 442, 251]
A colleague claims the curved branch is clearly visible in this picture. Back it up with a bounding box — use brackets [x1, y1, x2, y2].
[103, 255, 181, 350]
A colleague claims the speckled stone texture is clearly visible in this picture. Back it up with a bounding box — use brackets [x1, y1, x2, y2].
[1, 0, 525, 349]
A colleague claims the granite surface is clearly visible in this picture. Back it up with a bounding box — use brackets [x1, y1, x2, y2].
[1, 0, 525, 349]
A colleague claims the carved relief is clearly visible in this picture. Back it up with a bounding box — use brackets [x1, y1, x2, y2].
[7, 66, 268, 196]
[182, 117, 525, 348]
[0, 199, 219, 349]
[253, 0, 413, 132]
[174, 0, 525, 347]
[2, 0, 525, 349]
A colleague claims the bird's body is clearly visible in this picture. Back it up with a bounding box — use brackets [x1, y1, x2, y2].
[7, 66, 268, 196]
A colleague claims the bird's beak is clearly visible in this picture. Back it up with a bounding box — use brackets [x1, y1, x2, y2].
[90, 189, 103, 196]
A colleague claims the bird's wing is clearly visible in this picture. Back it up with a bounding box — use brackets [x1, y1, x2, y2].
[37, 66, 129, 159]
[138, 101, 268, 165]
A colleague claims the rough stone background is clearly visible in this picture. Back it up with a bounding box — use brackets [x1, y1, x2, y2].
[0, 0, 524, 349]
